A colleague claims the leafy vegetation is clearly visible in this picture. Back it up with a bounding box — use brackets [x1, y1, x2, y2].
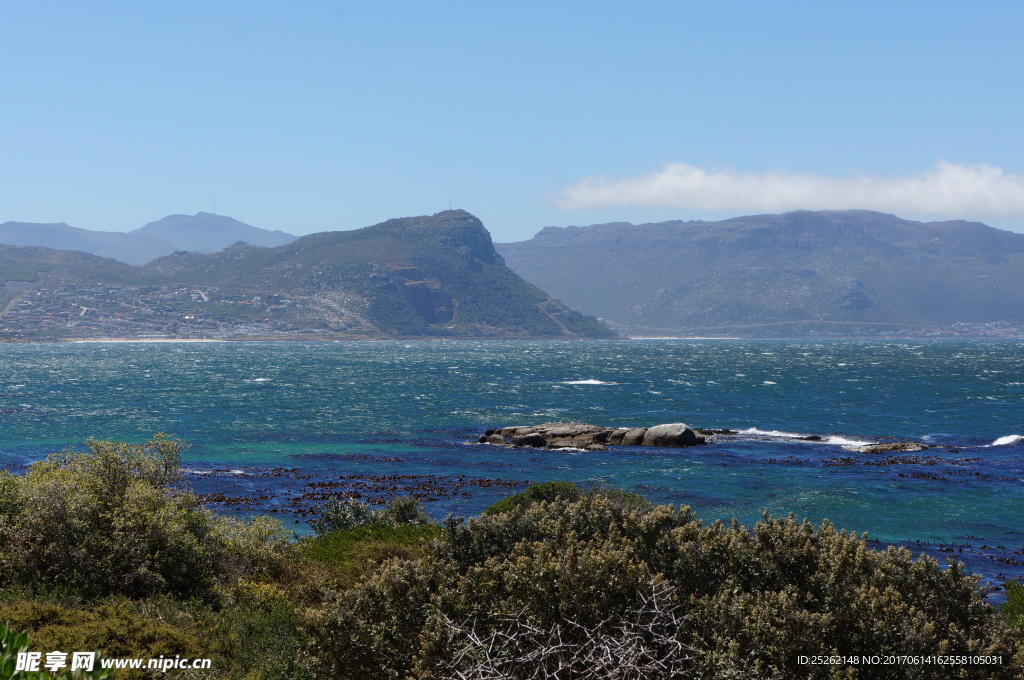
[1003, 580, 1024, 630]
[0, 622, 110, 679]
[306, 484, 1023, 679]
[0, 598, 202, 674]
[0, 436, 288, 601]
[310, 496, 432, 534]
[0, 446, 1019, 679]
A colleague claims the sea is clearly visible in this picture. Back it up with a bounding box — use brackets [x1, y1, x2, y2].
[1, 339, 1022, 594]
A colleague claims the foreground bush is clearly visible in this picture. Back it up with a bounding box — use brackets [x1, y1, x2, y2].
[307, 484, 1023, 679]
[310, 496, 431, 535]
[295, 496, 440, 600]
[0, 622, 110, 679]
[0, 436, 288, 601]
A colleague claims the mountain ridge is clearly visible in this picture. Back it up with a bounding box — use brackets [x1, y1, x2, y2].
[132, 212, 296, 253]
[496, 210, 1024, 337]
[0, 213, 298, 265]
[0, 210, 614, 341]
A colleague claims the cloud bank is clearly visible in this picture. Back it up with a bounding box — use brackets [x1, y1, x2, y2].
[553, 161, 1024, 218]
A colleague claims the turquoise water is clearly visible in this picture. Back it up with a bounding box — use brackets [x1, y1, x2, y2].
[0, 339, 1022, 587]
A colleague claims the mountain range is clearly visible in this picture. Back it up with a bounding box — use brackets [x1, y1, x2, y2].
[496, 210, 1024, 337]
[0, 211, 613, 341]
[5, 208, 1024, 339]
[0, 213, 296, 265]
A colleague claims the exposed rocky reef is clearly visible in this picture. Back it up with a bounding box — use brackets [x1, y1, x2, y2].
[859, 441, 932, 454]
[477, 422, 730, 451]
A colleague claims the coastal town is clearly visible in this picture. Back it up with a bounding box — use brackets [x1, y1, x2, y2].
[0, 283, 375, 340]
[2, 282, 1023, 341]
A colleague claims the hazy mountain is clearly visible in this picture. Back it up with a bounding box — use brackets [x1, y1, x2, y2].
[0, 213, 297, 265]
[131, 212, 296, 253]
[0, 210, 613, 340]
[496, 210, 1024, 336]
[0, 222, 174, 265]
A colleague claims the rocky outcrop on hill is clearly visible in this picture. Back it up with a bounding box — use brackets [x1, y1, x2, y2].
[478, 422, 721, 451]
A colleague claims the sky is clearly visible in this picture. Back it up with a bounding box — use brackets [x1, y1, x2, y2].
[3, 1, 1024, 242]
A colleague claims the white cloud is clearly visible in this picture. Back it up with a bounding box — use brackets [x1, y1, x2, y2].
[552, 161, 1024, 218]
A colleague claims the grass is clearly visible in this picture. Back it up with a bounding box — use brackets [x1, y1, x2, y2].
[298, 524, 441, 588]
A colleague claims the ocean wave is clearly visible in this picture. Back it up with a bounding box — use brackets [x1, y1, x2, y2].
[737, 427, 807, 438]
[561, 379, 620, 385]
[990, 435, 1024, 446]
[737, 428, 873, 447]
[824, 436, 874, 447]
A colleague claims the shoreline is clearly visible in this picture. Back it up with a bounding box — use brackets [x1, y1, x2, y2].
[69, 338, 229, 343]
[3, 334, 1023, 345]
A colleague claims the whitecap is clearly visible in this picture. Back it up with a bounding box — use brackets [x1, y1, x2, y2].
[991, 435, 1024, 446]
[737, 427, 807, 438]
[561, 379, 619, 385]
[824, 436, 874, 447]
[249, 378, 273, 383]
[762, 381, 777, 385]
[737, 428, 873, 447]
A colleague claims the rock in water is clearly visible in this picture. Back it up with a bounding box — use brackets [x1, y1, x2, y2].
[479, 422, 707, 449]
[861, 441, 930, 453]
[620, 427, 648, 446]
[512, 433, 547, 448]
[641, 423, 701, 447]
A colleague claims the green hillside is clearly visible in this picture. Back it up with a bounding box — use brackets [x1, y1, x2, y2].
[0, 211, 614, 340]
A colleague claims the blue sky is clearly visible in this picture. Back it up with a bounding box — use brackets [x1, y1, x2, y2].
[3, 1, 1023, 241]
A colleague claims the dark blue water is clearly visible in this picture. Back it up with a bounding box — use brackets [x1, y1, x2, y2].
[0, 339, 1022, 590]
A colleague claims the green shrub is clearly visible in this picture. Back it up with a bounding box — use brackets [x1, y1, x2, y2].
[307, 485, 1023, 679]
[0, 621, 110, 679]
[1004, 580, 1024, 631]
[0, 436, 289, 601]
[296, 525, 441, 596]
[192, 597, 312, 680]
[310, 496, 431, 535]
[483, 481, 652, 517]
[0, 598, 203, 679]
[300, 525, 442, 571]
[481, 481, 585, 515]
